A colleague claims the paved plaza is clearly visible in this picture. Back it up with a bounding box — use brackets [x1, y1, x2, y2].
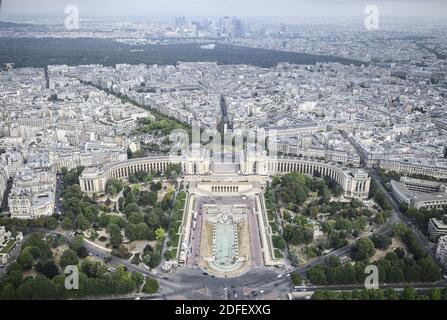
[186, 195, 264, 276]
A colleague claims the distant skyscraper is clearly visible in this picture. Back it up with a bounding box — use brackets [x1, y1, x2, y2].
[280, 24, 287, 33]
[201, 19, 212, 33]
[220, 16, 232, 35]
[174, 16, 187, 29]
[192, 21, 201, 31]
[191, 21, 200, 37]
[233, 17, 244, 38]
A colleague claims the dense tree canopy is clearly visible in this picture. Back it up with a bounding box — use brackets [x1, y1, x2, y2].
[351, 238, 376, 261]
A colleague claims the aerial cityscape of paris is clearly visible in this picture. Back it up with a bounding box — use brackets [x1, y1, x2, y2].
[0, 0, 447, 308]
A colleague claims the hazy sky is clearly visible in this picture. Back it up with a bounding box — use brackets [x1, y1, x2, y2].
[2, 0, 447, 18]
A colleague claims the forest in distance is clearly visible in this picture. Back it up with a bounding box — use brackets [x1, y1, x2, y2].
[0, 37, 363, 68]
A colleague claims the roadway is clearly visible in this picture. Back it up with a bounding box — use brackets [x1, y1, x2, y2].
[298, 281, 447, 292]
[54, 173, 63, 216]
[187, 196, 205, 267]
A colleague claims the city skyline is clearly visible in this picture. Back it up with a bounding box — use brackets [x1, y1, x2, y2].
[0, 0, 447, 305]
[2, 0, 447, 19]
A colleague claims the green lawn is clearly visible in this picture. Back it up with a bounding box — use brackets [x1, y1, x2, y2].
[274, 248, 284, 259]
[0, 240, 16, 254]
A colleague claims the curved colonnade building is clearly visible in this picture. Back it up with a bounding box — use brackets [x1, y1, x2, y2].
[79, 149, 371, 199]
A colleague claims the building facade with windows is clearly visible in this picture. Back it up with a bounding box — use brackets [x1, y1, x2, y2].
[428, 218, 447, 242]
[391, 177, 447, 210]
[436, 235, 447, 269]
[79, 146, 371, 199]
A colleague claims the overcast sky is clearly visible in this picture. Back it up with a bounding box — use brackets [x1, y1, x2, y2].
[2, 0, 447, 18]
